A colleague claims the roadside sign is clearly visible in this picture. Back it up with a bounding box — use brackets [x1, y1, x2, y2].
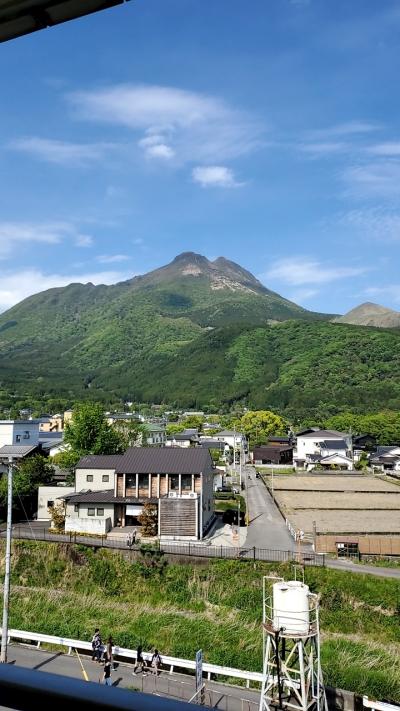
[195, 649, 203, 691]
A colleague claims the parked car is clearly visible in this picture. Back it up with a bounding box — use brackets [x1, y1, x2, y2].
[216, 486, 232, 493]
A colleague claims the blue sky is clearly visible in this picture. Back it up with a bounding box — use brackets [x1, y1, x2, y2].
[1, 0, 400, 314]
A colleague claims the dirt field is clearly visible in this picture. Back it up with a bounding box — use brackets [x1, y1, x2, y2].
[272, 474, 400, 534]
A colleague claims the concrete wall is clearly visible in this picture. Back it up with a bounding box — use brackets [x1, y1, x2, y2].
[65, 516, 112, 534]
[65, 501, 115, 523]
[75, 468, 116, 492]
[37, 486, 75, 520]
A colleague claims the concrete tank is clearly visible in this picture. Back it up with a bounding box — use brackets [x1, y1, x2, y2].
[272, 581, 310, 635]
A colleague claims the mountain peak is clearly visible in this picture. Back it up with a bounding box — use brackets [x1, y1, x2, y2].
[333, 302, 400, 328]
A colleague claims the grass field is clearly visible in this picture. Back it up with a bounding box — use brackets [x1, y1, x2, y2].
[1, 541, 400, 701]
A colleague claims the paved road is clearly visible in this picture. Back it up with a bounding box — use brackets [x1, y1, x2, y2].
[2, 644, 259, 711]
[326, 557, 400, 579]
[243, 466, 296, 551]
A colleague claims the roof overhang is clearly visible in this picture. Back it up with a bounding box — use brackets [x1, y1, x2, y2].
[0, 0, 130, 43]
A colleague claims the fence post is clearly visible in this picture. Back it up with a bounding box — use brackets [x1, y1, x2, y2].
[188, 541, 191, 556]
[220, 545, 223, 559]
[253, 546, 256, 563]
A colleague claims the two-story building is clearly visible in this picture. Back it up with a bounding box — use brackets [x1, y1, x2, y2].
[59, 447, 215, 540]
[294, 429, 353, 470]
[0, 419, 41, 473]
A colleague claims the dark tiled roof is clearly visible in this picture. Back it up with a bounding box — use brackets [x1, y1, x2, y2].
[299, 429, 347, 439]
[253, 445, 293, 455]
[200, 440, 227, 450]
[60, 489, 158, 504]
[76, 454, 123, 469]
[117, 447, 213, 474]
[166, 433, 196, 441]
[0, 444, 38, 458]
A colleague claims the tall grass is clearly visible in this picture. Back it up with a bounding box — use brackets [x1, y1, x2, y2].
[1, 542, 399, 701]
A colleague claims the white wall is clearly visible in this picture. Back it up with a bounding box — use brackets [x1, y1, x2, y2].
[37, 486, 75, 520]
[296, 435, 346, 461]
[75, 468, 116, 492]
[65, 516, 112, 534]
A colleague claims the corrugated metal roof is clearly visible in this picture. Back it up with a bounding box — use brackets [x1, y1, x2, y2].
[0, 0, 130, 43]
[76, 454, 124, 469]
[0, 444, 38, 458]
[117, 447, 213, 474]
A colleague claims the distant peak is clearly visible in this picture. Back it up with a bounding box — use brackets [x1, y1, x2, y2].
[172, 252, 210, 265]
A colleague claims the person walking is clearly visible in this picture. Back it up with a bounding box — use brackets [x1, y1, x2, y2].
[101, 654, 112, 686]
[132, 528, 137, 544]
[106, 636, 115, 669]
[132, 644, 147, 676]
[91, 628, 102, 662]
[151, 649, 162, 676]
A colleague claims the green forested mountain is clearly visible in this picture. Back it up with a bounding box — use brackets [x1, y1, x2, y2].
[0, 252, 399, 418]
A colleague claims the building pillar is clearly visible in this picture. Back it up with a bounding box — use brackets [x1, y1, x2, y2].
[178, 474, 182, 496]
[122, 473, 126, 497]
[191, 474, 195, 492]
[136, 473, 139, 498]
[157, 474, 160, 498]
[148, 474, 152, 498]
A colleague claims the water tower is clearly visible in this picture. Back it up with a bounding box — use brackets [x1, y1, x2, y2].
[259, 576, 327, 711]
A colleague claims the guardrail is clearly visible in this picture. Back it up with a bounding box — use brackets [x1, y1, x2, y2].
[2, 526, 325, 567]
[0, 628, 264, 688]
[363, 697, 399, 711]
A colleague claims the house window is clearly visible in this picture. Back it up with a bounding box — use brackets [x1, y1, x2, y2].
[74, 504, 79, 513]
[47, 500, 54, 508]
[86, 475, 93, 482]
[23, 431, 30, 439]
[126, 475, 135, 489]
[181, 475, 192, 491]
[87, 507, 95, 516]
[16, 435, 21, 443]
[170, 475, 179, 490]
[102, 475, 109, 483]
[138, 473, 149, 489]
[97, 508, 104, 516]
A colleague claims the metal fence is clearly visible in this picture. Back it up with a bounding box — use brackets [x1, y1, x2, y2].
[1, 525, 325, 566]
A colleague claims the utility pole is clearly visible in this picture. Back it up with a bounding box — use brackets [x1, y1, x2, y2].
[271, 467, 274, 496]
[239, 443, 242, 490]
[1, 457, 13, 663]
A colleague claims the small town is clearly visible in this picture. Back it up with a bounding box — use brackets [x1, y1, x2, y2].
[0, 2, 399, 711]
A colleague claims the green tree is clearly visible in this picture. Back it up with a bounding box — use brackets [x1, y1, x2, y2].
[64, 402, 126, 456]
[326, 411, 400, 446]
[234, 410, 287, 447]
[0, 454, 55, 518]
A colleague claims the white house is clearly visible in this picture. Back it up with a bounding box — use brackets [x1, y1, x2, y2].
[294, 429, 353, 469]
[37, 485, 75, 520]
[213, 430, 247, 451]
[370, 446, 400, 471]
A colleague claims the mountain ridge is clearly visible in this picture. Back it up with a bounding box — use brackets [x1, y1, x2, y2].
[0, 252, 399, 417]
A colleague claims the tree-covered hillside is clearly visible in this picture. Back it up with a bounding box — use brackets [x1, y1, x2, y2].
[0, 253, 398, 418]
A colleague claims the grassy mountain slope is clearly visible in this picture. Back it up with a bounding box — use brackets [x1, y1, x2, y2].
[0, 252, 399, 416]
[333, 302, 400, 328]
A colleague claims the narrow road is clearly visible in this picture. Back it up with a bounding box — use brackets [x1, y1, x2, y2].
[244, 466, 296, 551]
[2, 644, 259, 711]
[326, 557, 400, 579]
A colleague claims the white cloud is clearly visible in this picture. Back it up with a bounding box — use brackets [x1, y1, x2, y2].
[306, 121, 379, 140]
[0, 221, 94, 258]
[262, 257, 368, 286]
[364, 284, 400, 304]
[192, 165, 242, 188]
[367, 142, 400, 156]
[339, 208, 400, 242]
[342, 161, 400, 199]
[8, 137, 115, 166]
[75, 234, 93, 247]
[288, 288, 319, 303]
[68, 84, 262, 164]
[298, 141, 347, 156]
[96, 254, 130, 264]
[0, 268, 130, 312]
